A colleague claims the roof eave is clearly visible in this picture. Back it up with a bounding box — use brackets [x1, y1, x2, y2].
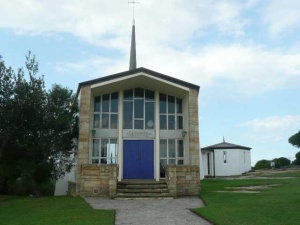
[76, 67, 200, 97]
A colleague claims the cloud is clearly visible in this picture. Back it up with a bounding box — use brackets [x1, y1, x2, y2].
[2, 1, 300, 97]
[238, 115, 300, 141]
[53, 43, 300, 97]
[0, 1, 253, 46]
[263, 0, 300, 36]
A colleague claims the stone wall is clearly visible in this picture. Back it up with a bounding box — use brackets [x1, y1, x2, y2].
[76, 164, 118, 197]
[188, 88, 200, 165]
[166, 165, 200, 197]
[76, 85, 92, 194]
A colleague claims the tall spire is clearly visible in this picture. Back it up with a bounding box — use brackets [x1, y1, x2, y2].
[129, 19, 136, 70]
[128, 1, 139, 70]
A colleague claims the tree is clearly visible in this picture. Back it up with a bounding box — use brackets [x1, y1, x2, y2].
[0, 56, 16, 160]
[273, 157, 291, 168]
[293, 151, 300, 165]
[289, 131, 300, 148]
[254, 159, 270, 170]
[0, 53, 78, 196]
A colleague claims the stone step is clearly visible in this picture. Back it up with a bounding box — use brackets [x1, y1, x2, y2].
[117, 184, 168, 189]
[113, 192, 174, 199]
[115, 180, 172, 199]
[117, 188, 169, 193]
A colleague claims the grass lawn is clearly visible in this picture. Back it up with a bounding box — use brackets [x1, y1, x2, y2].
[194, 171, 300, 225]
[0, 196, 114, 225]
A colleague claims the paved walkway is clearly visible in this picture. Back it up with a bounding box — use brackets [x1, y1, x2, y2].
[85, 197, 212, 225]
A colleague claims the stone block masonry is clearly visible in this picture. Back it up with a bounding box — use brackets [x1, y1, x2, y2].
[166, 165, 200, 197]
[188, 88, 200, 166]
[76, 164, 118, 197]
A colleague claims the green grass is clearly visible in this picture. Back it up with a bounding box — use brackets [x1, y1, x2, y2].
[0, 196, 114, 225]
[194, 174, 300, 225]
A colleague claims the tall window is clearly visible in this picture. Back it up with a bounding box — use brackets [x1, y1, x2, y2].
[94, 92, 118, 129]
[160, 94, 183, 130]
[223, 151, 227, 164]
[92, 138, 117, 164]
[123, 88, 155, 129]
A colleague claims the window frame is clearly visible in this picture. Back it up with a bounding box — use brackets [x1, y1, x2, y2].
[91, 138, 118, 165]
[159, 93, 183, 130]
[93, 92, 119, 129]
[123, 88, 155, 130]
[160, 139, 184, 166]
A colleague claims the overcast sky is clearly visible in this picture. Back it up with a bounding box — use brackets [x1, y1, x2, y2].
[1, 0, 300, 165]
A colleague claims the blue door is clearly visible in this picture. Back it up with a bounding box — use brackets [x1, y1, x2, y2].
[123, 140, 154, 179]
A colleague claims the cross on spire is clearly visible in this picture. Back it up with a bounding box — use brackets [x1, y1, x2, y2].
[128, 1, 140, 21]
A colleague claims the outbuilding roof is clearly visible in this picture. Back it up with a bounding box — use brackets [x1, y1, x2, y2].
[201, 141, 251, 151]
[76, 67, 200, 97]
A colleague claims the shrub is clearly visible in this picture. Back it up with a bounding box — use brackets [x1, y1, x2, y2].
[293, 151, 300, 165]
[254, 159, 271, 169]
[273, 157, 291, 168]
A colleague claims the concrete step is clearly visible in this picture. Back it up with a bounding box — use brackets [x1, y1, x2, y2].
[117, 188, 169, 193]
[114, 180, 173, 199]
[113, 192, 174, 199]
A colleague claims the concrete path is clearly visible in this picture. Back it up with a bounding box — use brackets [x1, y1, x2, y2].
[85, 197, 212, 225]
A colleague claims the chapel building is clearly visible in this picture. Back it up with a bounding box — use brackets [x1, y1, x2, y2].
[75, 20, 201, 197]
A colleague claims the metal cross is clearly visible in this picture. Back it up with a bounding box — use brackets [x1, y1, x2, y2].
[128, 1, 140, 20]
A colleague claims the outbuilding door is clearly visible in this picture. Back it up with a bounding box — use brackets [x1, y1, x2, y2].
[123, 140, 154, 179]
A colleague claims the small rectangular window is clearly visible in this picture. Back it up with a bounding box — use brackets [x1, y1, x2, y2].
[176, 98, 182, 114]
[177, 116, 183, 129]
[159, 94, 167, 113]
[110, 114, 118, 129]
[110, 92, 118, 113]
[134, 99, 144, 118]
[101, 114, 109, 129]
[160, 115, 167, 129]
[168, 96, 175, 114]
[134, 88, 144, 98]
[93, 139, 99, 157]
[123, 101, 133, 129]
[94, 97, 101, 112]
[134, 120, 143, 129]
[168, 115, 175, 130]
[177, 140, 184, 157]
[145, 102, 155, 129]
[102, 94, 110, 112]
[94, 114, 100, 128]
[145, 89, 154, 101]
[168, 140, 176, 157]
[160, 140, 167, 158]
[223, 151, 227, 164]
[92, 159, 99, 164]
[124, 89, 133, 100]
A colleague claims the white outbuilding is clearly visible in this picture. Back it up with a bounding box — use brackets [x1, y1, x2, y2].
[201, 139, 251, 178]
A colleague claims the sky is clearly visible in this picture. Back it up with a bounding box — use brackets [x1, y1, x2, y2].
[0, 0, 300, 166]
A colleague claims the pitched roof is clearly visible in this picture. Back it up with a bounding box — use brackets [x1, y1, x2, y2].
[201, 141, 251, 150]
[77, 67, 200, 96]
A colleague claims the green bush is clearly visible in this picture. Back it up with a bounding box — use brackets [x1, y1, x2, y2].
[293, 151, 300, 165]
[273, 157, 291, 168]
[254, 159, 270, 169]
